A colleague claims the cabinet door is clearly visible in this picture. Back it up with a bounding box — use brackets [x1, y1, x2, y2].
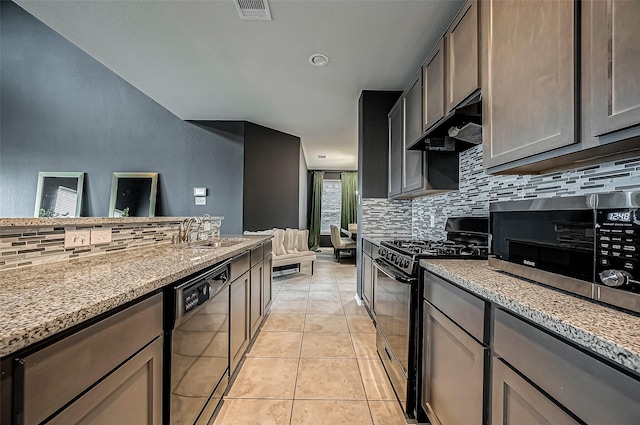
[423, 38, 447, 131]
[446, 0, 479, 111]
[494, 308, 640, 424]
[590, 0, 640, 136]
[403, 74, 425, 193]
[48, 336, 163, 425]
[483, 0, 577, 168]
[263, 254, 273, 312]
[388, 101, 403, 197]
[492, 359, 579, 425]
[421, 301, 485, 425]
[19, 294, 162, 425]
[250, 262, 263, 338]
[362, 254, 373, 309]
[230, 271, 250, 374]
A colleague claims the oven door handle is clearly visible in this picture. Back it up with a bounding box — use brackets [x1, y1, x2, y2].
[374, 258, 416, 284]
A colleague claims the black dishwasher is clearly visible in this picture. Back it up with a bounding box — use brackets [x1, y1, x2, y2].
[164, 260, 230, 425]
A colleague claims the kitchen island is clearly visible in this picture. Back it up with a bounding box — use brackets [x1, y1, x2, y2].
[0, 236, 270, 357]
[0, 235, 271, 425]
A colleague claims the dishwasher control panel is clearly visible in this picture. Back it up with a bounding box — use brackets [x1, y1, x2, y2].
[183, 282, 210, 313]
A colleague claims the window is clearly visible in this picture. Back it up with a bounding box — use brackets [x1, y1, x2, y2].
[320, 179, 341, 234]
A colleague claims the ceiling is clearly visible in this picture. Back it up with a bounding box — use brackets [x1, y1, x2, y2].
[15, 0, 464, 170]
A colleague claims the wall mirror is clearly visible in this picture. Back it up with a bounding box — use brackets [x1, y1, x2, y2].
[108, 172, 158, 217]
[34, 172, 85, 218]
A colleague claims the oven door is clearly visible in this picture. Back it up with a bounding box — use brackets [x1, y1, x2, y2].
[372, 258, 417, 416]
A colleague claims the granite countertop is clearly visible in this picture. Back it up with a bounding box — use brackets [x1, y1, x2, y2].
[0, 216, 221, 227]
[0, 235, 270, 357]
[420, 259, 640, 375]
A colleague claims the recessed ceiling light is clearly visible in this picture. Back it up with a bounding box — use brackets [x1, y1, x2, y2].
[318, 155, 327, 159]
[309, 54, 329, 67]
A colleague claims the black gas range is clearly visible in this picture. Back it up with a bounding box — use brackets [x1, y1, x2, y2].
[372, 217, 489, 421]
[377, 217, 490, 277]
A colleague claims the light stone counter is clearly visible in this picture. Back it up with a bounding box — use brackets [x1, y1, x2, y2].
[420, 259, 640, 376]
[0, 235, 270, 357]
[0, 216, 210, 227]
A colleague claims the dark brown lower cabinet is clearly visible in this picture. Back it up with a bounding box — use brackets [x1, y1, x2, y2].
[263, 252, 273, 312]
[492, 359, 578, 425]
[230, 270, 250, 375]
[494, 308, 640, 425]
[421, 301, 486, 425]
[1, 293, 163, 425]
[419, 269, 640, 425]
[250, 260, 264, 339]
[48, 337, 163, 425]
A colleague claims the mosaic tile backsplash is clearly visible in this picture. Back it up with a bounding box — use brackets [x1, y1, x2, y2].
[361, 198, 412, 239]
[0, 217, 222, 270]
[412, 146, 640, 240]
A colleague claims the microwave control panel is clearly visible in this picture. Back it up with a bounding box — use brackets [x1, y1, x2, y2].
[595, 208, 640, 290]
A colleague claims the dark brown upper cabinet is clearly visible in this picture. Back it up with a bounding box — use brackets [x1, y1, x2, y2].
[388, 71, 459, 200]
[388, 99, 403, 198]
[423, 38, 447, 132]
[403, 72, 425, 192]
[483, 0, 640, 174]
[482, 0, 577, 169]
[589, 0, 640, 137]
[446, 0, 480, 113]
[410, 0, 481, 151]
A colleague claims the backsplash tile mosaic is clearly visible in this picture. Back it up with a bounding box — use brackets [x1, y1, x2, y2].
[412, 146, 640, 240]
[0, 217, 223, 270]
[361, 198, 413, 238]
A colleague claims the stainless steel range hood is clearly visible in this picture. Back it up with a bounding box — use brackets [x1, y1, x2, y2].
[408, 91, 482, 151]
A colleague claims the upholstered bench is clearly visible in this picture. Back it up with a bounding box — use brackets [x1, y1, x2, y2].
[244, 228, 316, 274]
[272, 228, 316, 275]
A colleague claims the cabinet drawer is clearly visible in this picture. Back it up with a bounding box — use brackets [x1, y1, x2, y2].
[263, 240, 272, 256]
[19, 293, 163, 425]
[494, 308, 640, 424]
[423, 270, 485, 343]
[230, 252, 250, 282]
[250, 245, 263, 267]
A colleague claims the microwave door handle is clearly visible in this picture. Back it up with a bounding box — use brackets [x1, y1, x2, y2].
[374, 259, 415, 284]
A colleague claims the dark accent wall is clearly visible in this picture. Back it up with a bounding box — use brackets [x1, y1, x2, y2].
[358, 90, 402, 198]
[356, 90, 401, 297]
[243, 122, 302, 231]
[0, 2, 244, 233]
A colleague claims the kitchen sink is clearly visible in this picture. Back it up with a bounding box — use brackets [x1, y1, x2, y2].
[187, 239, 245, 249]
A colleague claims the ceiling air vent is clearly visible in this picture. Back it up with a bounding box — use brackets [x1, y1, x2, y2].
[234, 0, 272, 21]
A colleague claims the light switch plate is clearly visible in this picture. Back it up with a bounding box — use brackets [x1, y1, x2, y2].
[195, 197, 206, 205]
[91, 229, 112, 245]
[64, 230, 91, 248]
[193, 187, 207, 196]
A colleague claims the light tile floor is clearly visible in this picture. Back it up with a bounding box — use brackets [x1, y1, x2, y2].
[213, 249, 408, 425]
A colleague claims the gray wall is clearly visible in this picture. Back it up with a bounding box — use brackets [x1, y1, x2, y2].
[243, 122, 302, 231]
[0, 2, 244, 233]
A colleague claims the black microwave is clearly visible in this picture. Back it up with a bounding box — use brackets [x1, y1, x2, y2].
[489, 192, 640, 314]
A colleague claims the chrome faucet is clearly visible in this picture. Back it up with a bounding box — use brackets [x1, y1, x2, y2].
[179, 217, 198, 243]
